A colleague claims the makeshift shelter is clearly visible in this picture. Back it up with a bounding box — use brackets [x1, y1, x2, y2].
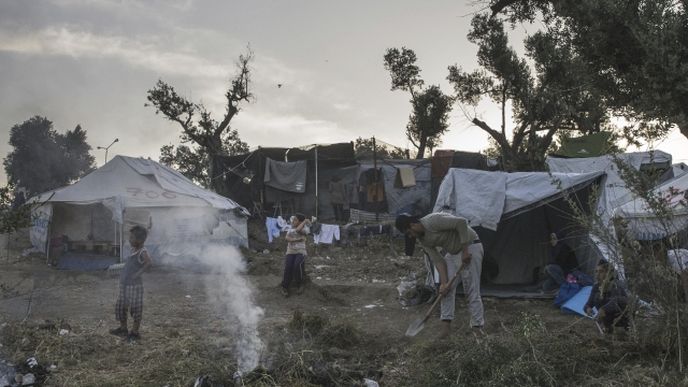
[434, 168, 604, 286]
[547, 151, 673, 227]
[431, 150, 497, 205]
[614, 171, 688, 241]
[220, 143, 359, 221]
[355, 159, 432, 217]
[30, 156, 249, 270]
[552, 132, 612, 158]
[547, 150, 676, 277]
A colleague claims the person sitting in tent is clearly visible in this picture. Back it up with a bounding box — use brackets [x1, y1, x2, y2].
[542, 231, 580, 292]
[110, 225, 152, 342]
[395, 212, 484, 338]
[584, 259, 629, 333]
[280, 214, 310, 297]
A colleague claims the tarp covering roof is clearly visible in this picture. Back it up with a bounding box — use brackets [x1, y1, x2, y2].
[546, 150, 672, 226]
[32, 155, 246, 216]
[615, 171, 688, 240]
[553, 131, 612, 158]
[434, 168, 603, 231]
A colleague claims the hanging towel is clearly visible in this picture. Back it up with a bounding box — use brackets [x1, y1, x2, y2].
[265, 217, 282, 243]
[395, 166, 416, 188]
[313, 224, 341, 245]
[264, 158, 307, 193]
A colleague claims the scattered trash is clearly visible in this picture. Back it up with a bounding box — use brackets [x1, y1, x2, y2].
[25, 358, 37, 369]
[193, 375, 212, 387]
[364, 304, 379, 309]
[262, 249, 270, 254]
[232, 370, 243, 385]
[107, 263, 125, 271]
[363, 377, 379, 386]
[58, 329, 69, 336]
[185, 295, 192, 299]
[397, 273, 435, 306]
[21, 373, 35, 385]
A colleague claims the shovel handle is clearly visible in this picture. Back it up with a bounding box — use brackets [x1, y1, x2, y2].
[420, 262, 466, 323]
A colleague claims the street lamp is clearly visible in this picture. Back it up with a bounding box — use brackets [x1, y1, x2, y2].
[97, 138, 119, 163]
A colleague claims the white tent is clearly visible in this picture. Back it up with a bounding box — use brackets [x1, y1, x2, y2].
[546, 150, 672, 226]
[547, 151, 675, 274]
[434, 168, 603, 285]
[30, 155, 249, 268]
[614, 171, 688, 241]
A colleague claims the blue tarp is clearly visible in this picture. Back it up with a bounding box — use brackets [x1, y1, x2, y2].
[57, 253, 119, 271]
[561, 285, 597, 318]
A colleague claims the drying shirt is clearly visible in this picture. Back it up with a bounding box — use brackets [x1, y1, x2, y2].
[266, 217, 282, 243]
[264, 158, 307, 193]
[313, 224, 341, 245]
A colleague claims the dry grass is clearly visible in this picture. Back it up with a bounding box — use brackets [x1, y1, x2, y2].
[1, 320, 233, 386]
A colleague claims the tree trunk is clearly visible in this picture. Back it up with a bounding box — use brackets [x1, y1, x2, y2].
[416, 136, 427, 159]
[207, 136, 226, 195]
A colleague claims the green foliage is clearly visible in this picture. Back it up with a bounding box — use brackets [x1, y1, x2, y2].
[406, 85, 452, 158]
[354, 137, 408, 160]
[384, 47, 453, 159]
[0, 185, 30, 234]
[147, 48, 252, 193]
[3, 116, 95, 196]
[383, 47, 424, 96]
[490, 0, 686, 141]
[449, 14, 617, 171]
[159, 127, 249, 188]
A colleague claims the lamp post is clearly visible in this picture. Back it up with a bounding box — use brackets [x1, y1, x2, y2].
[97, 138, 119, 163]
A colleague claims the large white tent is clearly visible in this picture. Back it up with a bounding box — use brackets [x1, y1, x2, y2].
[30, 155, 249, 269]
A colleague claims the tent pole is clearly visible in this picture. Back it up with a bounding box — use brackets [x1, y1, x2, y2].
[120, 221, 124, 263]
[45, 221, 51, 265]
[315, 146, 319, 218]
[373, 137, 379, 221]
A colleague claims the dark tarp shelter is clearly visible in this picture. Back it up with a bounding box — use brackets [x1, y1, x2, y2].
[218, 143, 358, 220]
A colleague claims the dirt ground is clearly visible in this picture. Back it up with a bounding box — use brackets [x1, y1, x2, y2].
[0, 226, 672, 386]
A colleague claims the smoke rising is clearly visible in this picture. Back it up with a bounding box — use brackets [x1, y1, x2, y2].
[137, 208, 264, 372]
[201, 244, 264, 372]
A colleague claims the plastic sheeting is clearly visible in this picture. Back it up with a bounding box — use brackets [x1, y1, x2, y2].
[434, 168, 603, 231]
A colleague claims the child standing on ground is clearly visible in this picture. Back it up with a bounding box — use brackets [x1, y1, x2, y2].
[110, 225, 152, 341]
[280, 214, 310, 297]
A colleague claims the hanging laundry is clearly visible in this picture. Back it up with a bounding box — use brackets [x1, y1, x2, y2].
[264, 158, 307, 193]
[313, 224, 341, 245]
[265, 217, 282, 243]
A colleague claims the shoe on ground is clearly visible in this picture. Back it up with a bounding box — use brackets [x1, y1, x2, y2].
[280, 286, 289, 297]
[438, 321, 452, 339]
[109, 327, 128, 337]
[127, 332, 141, 342]
[472, 325, 487, 337]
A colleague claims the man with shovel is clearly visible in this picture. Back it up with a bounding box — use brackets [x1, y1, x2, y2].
[396, 212, 485, 338]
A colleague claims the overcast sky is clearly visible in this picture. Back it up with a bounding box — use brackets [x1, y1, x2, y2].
[1, 0, 687, 185]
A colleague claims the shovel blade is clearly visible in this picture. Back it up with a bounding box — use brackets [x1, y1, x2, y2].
[405, 318, 425, 337]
